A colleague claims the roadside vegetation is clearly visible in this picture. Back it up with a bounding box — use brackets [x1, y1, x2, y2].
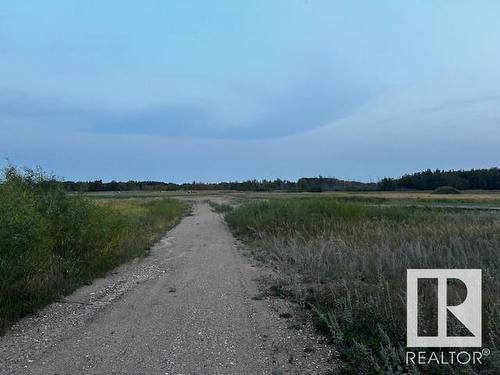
[226, 198, 500, 374]
[208, 201, 234, 213]
[0, 166, 185, 333]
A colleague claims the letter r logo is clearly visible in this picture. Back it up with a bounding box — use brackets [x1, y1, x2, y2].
[407, 269, 482, 347]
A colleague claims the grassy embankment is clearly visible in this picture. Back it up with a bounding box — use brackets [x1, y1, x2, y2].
[226, 198, 500, 374]
[0, 167, 186, 333]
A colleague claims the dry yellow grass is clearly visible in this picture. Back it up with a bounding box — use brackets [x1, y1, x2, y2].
[84, 189, 500, 200]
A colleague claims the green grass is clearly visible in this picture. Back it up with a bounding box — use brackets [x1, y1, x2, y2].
[0, 166, 186, 333]
[230, 190, 500, 206]
[226, 198, 500, 374]
[208, 201, 234, 213]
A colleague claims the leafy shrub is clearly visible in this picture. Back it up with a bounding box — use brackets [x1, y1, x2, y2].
[0, 166, 185, 332]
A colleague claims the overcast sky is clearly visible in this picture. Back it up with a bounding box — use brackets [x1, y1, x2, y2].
[1, 1, 499, 182]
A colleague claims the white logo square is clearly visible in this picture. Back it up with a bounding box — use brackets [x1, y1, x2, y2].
[407, 269, 482, 347]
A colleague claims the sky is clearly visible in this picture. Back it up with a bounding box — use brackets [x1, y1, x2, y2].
[1, 0, 500, 182]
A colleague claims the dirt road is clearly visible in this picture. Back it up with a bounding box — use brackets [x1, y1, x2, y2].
[0, 202, 331, 374]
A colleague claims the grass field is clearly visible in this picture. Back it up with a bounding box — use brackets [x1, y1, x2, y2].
[225, 198, 500, 374]
[230, 190, 500, 206]
[0, 167, 186, 333]
[84, 189, 500, 207]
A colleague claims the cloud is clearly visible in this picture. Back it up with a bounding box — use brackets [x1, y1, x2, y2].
[2, 81, 499, 183]
[0, 81, 372, 139]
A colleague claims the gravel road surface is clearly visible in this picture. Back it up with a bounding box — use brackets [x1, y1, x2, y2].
[0, 202, 332, 374]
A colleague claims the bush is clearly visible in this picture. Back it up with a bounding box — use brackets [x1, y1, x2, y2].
[0, 166, 185, 332]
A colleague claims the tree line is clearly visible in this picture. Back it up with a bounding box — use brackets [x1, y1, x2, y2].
[63, 176, 377, 192]
[379, 167, 500, 190]
[63, 167, 500, 193]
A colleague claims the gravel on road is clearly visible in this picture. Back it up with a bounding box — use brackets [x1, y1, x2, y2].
[0, 202, 332, 374]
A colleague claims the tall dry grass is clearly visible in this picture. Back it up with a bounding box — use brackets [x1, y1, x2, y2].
[226, 198, 500, 374]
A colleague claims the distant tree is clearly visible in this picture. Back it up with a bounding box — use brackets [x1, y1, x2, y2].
[378, 167, 500, 191]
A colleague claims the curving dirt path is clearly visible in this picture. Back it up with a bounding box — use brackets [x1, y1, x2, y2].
[0, 202, 332, 374]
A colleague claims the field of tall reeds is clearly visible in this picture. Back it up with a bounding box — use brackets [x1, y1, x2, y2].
[226, 198, 500, 374]
[0, 166, 185, 333]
